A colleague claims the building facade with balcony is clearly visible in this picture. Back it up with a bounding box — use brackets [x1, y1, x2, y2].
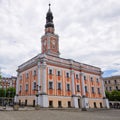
[15, 4, 109, 109]
[103, 75, 120, 92]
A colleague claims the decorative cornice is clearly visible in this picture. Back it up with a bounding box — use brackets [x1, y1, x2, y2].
[17, 53, 101, 75]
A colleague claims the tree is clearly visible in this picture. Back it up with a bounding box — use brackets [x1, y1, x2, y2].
[0, 87, 16, 98]
[105, 90, 120, 101]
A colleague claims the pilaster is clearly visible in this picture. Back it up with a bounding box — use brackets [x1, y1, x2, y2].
[80, 72, 85, 96]
[70, 70, 75, 96]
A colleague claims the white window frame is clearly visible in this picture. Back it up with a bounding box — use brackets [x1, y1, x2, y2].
[26, 72, 29, 79]
[66, 83, 70, 91]
[57, 82, 62, 90]
[25, 84, 28, 91]
[76, 84, 80, 92]
[49, 81, 54, 89]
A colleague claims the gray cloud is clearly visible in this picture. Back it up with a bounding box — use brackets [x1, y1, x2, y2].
[0, 0, 120, 77]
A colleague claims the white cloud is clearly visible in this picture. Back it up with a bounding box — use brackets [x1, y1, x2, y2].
[0, 0, 120, 77]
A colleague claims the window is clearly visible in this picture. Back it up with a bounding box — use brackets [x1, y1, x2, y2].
[106, 87, 108, 91]
[67, 84, 70, 91]
[76, 74, 79, 79]
[92, 87, 95, 93]
[114, 80, 117, 84]
[96, 78, 99, 83]
[109, 87, 112, 91]
[85, 86, 88, 92]
[33, 70, 37, 76]
[58, 83, 61, 90]
[49, 81, 53, 89]
[108, 80, 110, 84]
[98, 88, 100, 94]
[77, 85, 80, 92]
[105, 81, 107, 84]
[26, 73, 29, 79]
[49, 69, 52, 75]
[91, 77, 93, 82]
[66, 72, 69, 78]
[25, 84, 28, 91]
[33, 82, 36, 90]
[57, 71, 61, 76]
[84, 76, 86, 80]
[116, 86, 118, 90]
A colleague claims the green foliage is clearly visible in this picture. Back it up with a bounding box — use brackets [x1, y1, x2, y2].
[105, 90, 120, 101]
[0, 87, 16, 98]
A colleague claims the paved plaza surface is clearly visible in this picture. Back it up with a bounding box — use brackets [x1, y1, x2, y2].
[0, 109, 120, 120]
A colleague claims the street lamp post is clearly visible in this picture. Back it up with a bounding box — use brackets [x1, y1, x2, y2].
[34, 84, 41, 108]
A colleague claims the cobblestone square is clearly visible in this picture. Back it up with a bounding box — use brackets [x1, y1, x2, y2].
[0, 109, 120, 120]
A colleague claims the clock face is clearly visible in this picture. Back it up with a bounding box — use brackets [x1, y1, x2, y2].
[51, 39, 56, 48]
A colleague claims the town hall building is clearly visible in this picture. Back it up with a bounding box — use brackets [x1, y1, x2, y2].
[15, 4, 109, 109]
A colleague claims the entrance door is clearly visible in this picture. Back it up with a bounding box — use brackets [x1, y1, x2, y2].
[94, 102, 97, 108]
[68, 101, 71, 108]
[49, 101, 53, 108]
[25, 99, 27, 106]
[78, 99, 81, 108]
[58, 101, 62, 108]
[100, 102, 102, 108]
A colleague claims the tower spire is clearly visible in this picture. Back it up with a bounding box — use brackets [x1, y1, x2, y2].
[45, 4, 54, 29]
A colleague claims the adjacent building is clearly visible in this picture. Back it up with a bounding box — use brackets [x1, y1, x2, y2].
[103, 75, 120, 92]
[0, 76, 17, 89]
[15, 4, 109, 109]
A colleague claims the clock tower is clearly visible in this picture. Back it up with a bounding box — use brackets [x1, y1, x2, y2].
[41, 4, 60, 57]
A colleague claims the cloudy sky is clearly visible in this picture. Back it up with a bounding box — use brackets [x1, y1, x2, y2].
[0, 0, 120, 77]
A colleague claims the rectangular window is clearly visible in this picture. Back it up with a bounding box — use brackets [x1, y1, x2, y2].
[25, 84, 28, 91]
[96, 78, 99, 83]
[49, 69, 52, 75]
[98, 88, 100, 94]
[26, 73, 29, 79]
[67, 84, 70, 91]
[33, 70, 36, 76]
[66, 72, 69, 78]
[49, 81, 53, 89]
[114, 80, 117, 84]
[108, 80, 110, 84]
[105, 81, 107, 84]
[77, 85, 80, 92]
[84, 76, 86, 80]
[92, 87, 94, 93]
[85, 86, 87, 92]
[57, 71, 61, 76]
[58, 83, 61, 90]
[116, 86, 118, 90]
[76, 74, 79, 79]
[91, 77, 93, 82]
[106, 87, 108, 91]
[109, 87, 112, 91]
[33, 82, 36, 90]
